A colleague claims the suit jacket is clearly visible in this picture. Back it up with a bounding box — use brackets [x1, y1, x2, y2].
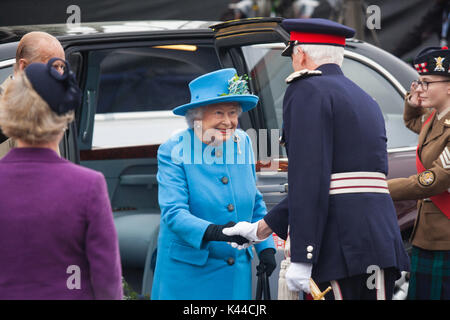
[264, 63, 410, 283]
[151, 128, 275, 300]
[388, 97, 450, 250]
[0, 148, 123, 299]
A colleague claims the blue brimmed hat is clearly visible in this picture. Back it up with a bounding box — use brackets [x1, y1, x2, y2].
[172, 68, 259, 116]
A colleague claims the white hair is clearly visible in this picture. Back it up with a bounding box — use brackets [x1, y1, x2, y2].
[185, 107, 204, 129]
[294, 44, 344, 67]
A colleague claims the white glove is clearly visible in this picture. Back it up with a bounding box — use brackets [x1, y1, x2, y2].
[222, 221, 267, 250]
[285, 262, 313, 294]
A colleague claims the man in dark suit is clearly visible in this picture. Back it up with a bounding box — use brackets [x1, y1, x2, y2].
[224, 18, 410, 300]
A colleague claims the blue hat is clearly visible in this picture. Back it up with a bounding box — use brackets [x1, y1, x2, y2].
[281, 18, 355, 56]
[25, 57, 81, 115]
[413, 46, 450, 76]
[172, 68, 259, 116]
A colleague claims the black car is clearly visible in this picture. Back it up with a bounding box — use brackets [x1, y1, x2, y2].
[0, 17, 418, 299]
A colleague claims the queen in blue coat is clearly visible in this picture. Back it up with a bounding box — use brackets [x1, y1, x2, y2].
[151, 69, 276, 300]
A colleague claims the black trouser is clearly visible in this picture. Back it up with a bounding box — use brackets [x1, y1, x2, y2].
[316, 268, 398, 300]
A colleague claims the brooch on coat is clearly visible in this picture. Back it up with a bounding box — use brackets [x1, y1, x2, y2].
[285, 69, 322, 84]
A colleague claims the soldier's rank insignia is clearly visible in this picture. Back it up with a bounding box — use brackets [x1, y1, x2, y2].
[418, 170, 435, 186]
[440, 147, 450, 169]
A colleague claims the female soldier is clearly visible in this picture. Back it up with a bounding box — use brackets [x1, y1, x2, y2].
[388, 46, 450, 300]
[151, 68, 276, 300]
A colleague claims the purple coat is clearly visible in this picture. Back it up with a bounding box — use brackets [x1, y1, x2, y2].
[0, 148, 123, 299]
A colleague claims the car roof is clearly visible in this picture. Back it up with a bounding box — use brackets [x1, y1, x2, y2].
[0, 19, 417, 89]
[0, 20, 217, 44]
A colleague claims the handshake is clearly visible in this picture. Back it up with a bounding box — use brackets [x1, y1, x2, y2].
[203, 220, 269, 249]
[204, 220, 314, 294]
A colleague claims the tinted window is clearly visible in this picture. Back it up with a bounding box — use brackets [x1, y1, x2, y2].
[0, 66, 13, 84]
[341, 58, 418, 149]
[85, 44, 221, 148]
[96, 45, 219, 114]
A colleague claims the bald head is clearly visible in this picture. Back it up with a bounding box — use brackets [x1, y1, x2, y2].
[15, 32, 65, 74]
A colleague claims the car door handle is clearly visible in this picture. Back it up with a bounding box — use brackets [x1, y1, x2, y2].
[119, 174, 158, 188]
[258, 183, 288, 193]
[82, 89, 94, 142]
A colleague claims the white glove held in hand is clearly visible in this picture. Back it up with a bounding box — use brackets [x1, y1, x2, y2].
[285, 262, 313, 294]
[222, 221, 267, 250]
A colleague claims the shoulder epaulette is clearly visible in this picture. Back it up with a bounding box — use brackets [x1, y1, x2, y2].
[285, 69, 322, 84]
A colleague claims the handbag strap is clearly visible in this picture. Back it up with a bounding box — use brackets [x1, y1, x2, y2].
[255, 265, 271, 300]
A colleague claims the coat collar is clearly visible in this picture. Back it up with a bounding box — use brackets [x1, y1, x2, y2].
[0, 147, 62, 163]
[316, 63, 344, 76]
[437, 106, 450, 120]
[420, 109, 449, 147]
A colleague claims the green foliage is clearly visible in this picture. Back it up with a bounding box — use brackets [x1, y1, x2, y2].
[122, 277, 150, 300]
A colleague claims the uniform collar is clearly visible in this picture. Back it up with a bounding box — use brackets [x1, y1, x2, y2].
[316, 63, 344, 76]
[437, 106, 450, 120]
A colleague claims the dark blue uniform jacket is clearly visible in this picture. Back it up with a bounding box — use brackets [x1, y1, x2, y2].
[264, 63, 410, 283]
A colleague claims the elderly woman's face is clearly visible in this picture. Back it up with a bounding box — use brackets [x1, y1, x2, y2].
[198, 102, 239, 144]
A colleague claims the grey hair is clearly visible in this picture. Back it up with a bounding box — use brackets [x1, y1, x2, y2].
[185, 107, 204, 129]
[294, 44, 344, 67]
[184, 103, 243, 129]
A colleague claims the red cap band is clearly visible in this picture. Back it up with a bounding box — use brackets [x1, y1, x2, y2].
[290, 31, 346, 46]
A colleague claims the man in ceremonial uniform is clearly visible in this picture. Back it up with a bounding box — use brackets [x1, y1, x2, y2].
[388, 46, 450, 300]
[224, 18, 410, 300]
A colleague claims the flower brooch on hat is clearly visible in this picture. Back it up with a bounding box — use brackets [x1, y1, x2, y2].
[221, 74, 250, 96]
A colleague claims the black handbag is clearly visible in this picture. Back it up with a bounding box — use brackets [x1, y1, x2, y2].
[255, 264, 271, 300]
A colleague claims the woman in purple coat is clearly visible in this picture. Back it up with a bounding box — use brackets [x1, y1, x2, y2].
[0, 58, 123, 299]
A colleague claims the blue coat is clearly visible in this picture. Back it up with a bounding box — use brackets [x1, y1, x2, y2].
[264, 64, 410, 283]
[151, 128, 275, 300]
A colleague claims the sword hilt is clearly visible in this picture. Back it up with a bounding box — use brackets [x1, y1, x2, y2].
[310, 278, 332, 300]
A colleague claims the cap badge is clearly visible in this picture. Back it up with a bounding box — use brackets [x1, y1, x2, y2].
[434, 57, 445, 72]
[418, 170, 435, 186]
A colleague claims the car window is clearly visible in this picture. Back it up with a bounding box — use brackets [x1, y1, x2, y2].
[241, 43, 418, 151]
[0, 65, 13, 84]
[341, 58, 418, 149]
[86, 44, 221, 149]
